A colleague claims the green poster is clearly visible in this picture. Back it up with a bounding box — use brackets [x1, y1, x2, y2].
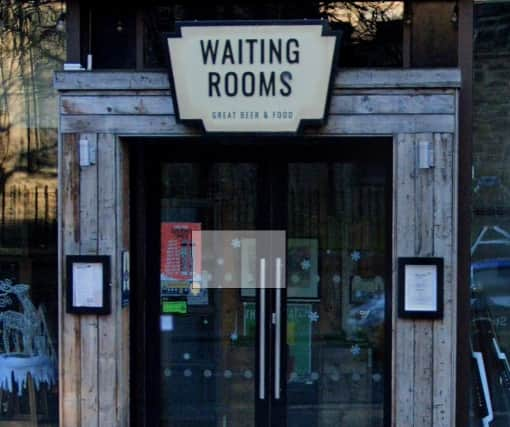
[162, 301, 188, 314]
[243, 302, 312, 378]
[287, 304, 312, 378]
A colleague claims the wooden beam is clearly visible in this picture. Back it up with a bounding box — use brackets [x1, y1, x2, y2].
[54, 69, 462, 91]
[79, 133, 99, 427]
[60, 134, 81, 426]
[60, 94, 455, 116]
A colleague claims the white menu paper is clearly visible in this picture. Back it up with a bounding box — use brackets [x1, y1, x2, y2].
[404, 264, 437, 311]
[72, 262, 103, 307]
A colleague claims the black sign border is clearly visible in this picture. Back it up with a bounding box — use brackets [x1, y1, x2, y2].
[162, 20, 342, 136]
[397, 257, 444, 320]
[66, 255, 111, 315]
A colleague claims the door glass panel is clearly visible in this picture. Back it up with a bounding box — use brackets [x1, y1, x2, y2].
[286, 162, 388, 427]
[160, 163, 259, 427]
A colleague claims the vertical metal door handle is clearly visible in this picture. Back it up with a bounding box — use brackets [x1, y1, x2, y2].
[259, 258, 266, 400]
[274, 257, 282, 400]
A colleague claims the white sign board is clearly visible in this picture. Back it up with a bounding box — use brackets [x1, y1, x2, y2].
[166, 22, 340, 133]
[404, 264, 438, 312]
[72, 262, 103, 307]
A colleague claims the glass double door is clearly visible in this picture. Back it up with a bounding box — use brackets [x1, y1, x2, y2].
[152, 141, 390, 427]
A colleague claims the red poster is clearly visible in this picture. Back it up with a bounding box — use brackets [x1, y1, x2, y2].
[160, 223, 202, 297]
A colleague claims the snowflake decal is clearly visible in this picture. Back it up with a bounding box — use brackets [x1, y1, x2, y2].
[350, 344, 361, 356]
[372, 373, 382, 383]
[290, 274, 300, 284]
[351, 251, 361, 262]
[300, 259, 311, 271]
[308, 311, 320, 322]
[231, 238, 241, 249]
[332, 274, 342, 285]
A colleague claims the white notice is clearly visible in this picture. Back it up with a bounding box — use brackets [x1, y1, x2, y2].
[404, 264, 437, 311]
[72, 262, 103, 307]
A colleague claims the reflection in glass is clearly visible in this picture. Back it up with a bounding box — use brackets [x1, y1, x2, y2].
[286, 163, 387, 427]
[143, 2, 402, 68]
[0, 1, 63, 425]
[471, 3, 510, 426]
[159, 157, 388, 426]
[160, 163, 258, 427]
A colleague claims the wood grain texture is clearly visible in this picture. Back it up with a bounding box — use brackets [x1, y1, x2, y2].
[60, 134, 81, 426]
[335, 69, 461, 89]
[117, 140, 130, 427]
[316, 114, 455, 135]
[394, 134, 416, 426]
[61, 96, 174, 116]
[79, 133, 99, 427]
[393, 132, 457, 427]
[97, 133, 118, 427]
[60, 94, 454, 117]
[330, 94, 455, 115]
[54, 69, 462, 91]
[55, 69, 460, 427]
[60, 115, 195, 135]
[432, 133, 456, 427]
[61, 113, 455, 135]
[54, 71, 170, 91]
[413, 133, 434, 427]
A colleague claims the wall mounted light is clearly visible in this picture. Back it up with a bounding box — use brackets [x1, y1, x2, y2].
[403, 9, 412, 26]
[116, 19, 124, 33]
[56, 13, 66, 32]
[451, 3, 459, 26]
[56, 1, 66, 32]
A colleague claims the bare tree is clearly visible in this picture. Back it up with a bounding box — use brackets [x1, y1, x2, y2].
[0, 0, 64, 193]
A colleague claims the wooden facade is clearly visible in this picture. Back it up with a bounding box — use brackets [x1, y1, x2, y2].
[55, 68, 461, 427]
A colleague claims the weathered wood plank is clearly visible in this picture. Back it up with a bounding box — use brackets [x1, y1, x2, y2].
[79, 133, 98, 254]
[61, 114, 454, 135]
[60, 115, 196, 135]
[334, 88, 456, 96]
[394, 133, 416, 426]
[335, 69, 461, 89]
[54, 71, 170, 91]
[79, 133, 99, 427]
[117, 140, 130, 426]
[330, 94, 455, 115]
[413, 133, 434, 427]
[316, 114, 455, 135]
[54, 69, 462, 91]
[61, 94, 454, 116]
[61, 95, 174, 116]
[97, 133, 117, 427]
[60, 134, 81, 426]
[432, 133, 456, 427]
[59, 88, 454, 98]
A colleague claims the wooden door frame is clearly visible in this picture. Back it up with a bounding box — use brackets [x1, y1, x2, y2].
[129, 136, 393, 427]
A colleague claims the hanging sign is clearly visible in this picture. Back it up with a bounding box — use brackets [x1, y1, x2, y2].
[165, 21, 341, 133]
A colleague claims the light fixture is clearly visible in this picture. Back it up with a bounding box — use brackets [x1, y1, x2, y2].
[403, 9, 412, 26]
[116, 19, 124, 33]
[56, 1, 66, 32]
[56, 12, 66, 32]
[451, 4, 459, 25]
